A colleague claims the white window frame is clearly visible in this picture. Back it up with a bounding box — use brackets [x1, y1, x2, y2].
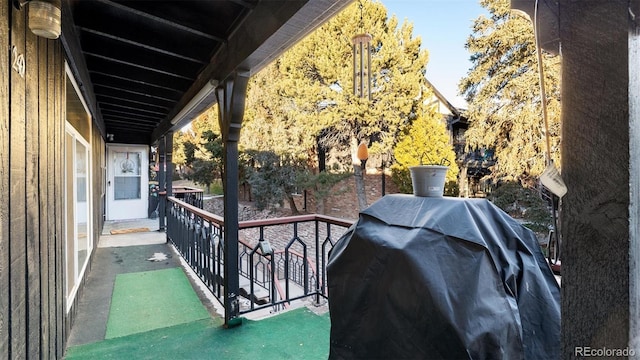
[64, 64, 94, 312]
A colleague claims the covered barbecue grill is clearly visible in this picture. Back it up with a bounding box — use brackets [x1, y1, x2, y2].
[327, 194, 560, 359]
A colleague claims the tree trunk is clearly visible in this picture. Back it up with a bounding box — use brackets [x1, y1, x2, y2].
[286, 193, 300, 215]
[314, 187, 326, 215]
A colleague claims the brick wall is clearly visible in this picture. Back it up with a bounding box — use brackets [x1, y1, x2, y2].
[292, 172, 401, 221]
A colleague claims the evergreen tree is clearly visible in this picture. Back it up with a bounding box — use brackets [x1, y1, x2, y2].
[183, 130, 223, 192]
[460, 0, 561, 184]
[176, 109, 224, 191]
[245, 150, 310, 213]
[172, 107, 219, 176]
[391, 109, 459, 194]
[242, 0, 431, 210]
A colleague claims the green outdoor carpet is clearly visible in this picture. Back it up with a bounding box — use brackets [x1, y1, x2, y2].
[105, 267, 210, 339]
[65, 307, 331, 359]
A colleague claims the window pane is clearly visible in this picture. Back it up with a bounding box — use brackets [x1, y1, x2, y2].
[114, 152, 140, 176]
[66, 132, 75, 298]
[113, 151, 141, 200]
[114, 176, 141, 200]
[76, 139, 89, 274]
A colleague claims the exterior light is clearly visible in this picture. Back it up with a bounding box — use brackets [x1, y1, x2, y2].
[29, 0, 61, 39]
[357, 142, 368, 170]
[15, 0, 62, 39]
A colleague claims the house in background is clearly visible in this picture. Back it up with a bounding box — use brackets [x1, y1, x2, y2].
[425, 79, 494, 197]
[1, 0, 352, 357]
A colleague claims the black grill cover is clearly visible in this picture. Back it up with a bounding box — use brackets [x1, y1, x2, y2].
[327, 195, 560, 360]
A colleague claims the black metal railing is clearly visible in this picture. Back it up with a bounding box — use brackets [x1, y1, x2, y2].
[238, 216, 352, 313]
[166, 198, 225, 302]
[166, 196, 353, 316]
[173, 186, 204, 208]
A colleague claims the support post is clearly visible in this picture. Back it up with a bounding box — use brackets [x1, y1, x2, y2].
[559, 0, 638, 355]
[216, 71, 250, 327]
[158, 135, 166, 231]
[381, 157, 386, 197]
[629, 1, 640, 351]
[166, 131, 174, 199]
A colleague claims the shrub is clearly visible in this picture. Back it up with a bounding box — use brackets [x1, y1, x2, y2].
[390, 112, 459, 195]
[490, 181, 551, 232]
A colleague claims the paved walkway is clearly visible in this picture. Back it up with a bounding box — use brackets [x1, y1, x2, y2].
[67, 218, 225, 346]
[64, 220, 332, 359]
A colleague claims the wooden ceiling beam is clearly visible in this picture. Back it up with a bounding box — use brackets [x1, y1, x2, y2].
[93, 84, 176, 105]
[94, 0, 225, 42]
[78, 27, 208, 65]
[97, 101, 168, 117]
[88, 71, 185, 95]
[96, 94, 170, 111]
[103, 114, 160, 126]
[105, 120, 156, 130]
[84, 52, 195, 81]
[101, 108, 164, 122]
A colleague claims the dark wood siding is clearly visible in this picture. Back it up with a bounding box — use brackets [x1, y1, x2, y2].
[2, 2, 67, 358]
[25, 12, 41, 359]
[0, 0, 10, 355]
[10, 6, 28, 358]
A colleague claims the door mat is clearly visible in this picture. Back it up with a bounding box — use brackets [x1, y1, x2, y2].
[110, 227, 150, 235]
[105, 268, 210, 339]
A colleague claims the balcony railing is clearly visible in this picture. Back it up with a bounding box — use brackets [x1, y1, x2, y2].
[172, 186, 204, 208]
[166, 196, 353, 317]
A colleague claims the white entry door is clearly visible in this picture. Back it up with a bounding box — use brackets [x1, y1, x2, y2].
[107, 144, 149, 220]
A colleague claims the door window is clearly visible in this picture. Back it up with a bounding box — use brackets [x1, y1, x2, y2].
[113, 151, 141, 200]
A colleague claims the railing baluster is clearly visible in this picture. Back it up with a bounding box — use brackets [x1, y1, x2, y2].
[166, 197, 353, 316]
[315, 220, 321, 305]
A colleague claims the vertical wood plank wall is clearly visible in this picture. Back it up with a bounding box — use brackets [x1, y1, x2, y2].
[2, 1, 67, 358]
[0, 0, 11, 355]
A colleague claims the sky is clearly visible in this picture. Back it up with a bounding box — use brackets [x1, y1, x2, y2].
[382, 0, 487, 108]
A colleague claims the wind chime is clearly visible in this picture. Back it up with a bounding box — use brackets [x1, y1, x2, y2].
[351, 0, 373, 211]
[352, 0, 372, 100]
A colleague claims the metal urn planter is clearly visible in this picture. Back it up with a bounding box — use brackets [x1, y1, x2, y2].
[409, 165, 448, 197]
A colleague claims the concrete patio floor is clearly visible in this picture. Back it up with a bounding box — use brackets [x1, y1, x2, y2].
[64, 220, 331, 359]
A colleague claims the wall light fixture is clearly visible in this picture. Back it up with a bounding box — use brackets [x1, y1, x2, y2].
[14, 0, 62, 40]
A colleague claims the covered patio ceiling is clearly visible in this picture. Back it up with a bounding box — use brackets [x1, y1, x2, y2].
[61, 0, 352, 145]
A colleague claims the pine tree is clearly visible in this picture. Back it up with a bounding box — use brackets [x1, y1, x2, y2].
[174, 108, 223, 189]
[242, 0, 431, 210]
[460, 0, 561, 184]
